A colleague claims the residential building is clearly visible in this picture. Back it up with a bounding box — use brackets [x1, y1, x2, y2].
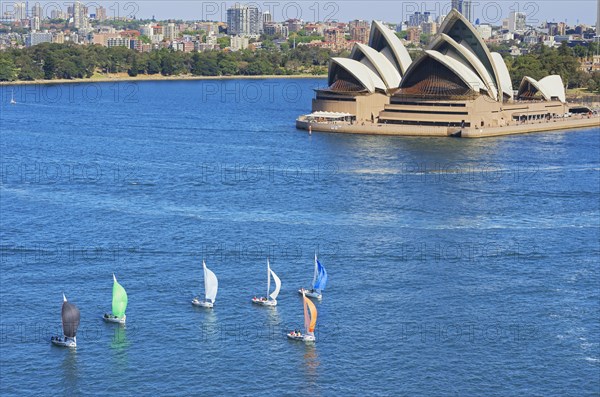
[451, 0, 472, 22]
[32, 3, 43, 19]
[31, 16, 41, 31]
[349, 20, 370, 44]
[27, 31, 53, 46]
[227, 4, 260, 36]
[508, 11, 526, 32]
[408, 12, 431, 28]
[73, 1, 88, 29]
[107, 36, 133, 48]
[286, 19, 303, 33]
[230, 35, 249, 51]
[407, 27, 421, 43]
[324, 28, 345, 47]
[53, 32, 65, 43]
[476, 24, 492, 40]
[422, 22, 437, 36]
[164, 23, 178, 40]
[14, 2, 26, 20]
[96, 6, 106, 21]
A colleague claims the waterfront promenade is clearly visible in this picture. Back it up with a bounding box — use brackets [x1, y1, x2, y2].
[297, 113, 599, 138]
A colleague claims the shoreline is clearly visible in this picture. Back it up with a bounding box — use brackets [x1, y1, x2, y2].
[0, 73, 327, 86]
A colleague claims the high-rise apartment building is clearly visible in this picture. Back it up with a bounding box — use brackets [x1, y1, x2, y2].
[508, 11, 526, 32]
[164, 23, 179, 40]
[227, 4, 260, 36]
[73, 1, 88, 29]
[451, 0, 472, 22]
[96, 6, 106, 21]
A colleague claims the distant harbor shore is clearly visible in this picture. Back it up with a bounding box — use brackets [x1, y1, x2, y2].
[0, 73, 327, 86]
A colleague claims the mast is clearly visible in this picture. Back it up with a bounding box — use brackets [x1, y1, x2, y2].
[266, 258, 271, 298]
[312, 252, 318, 288]
[203, 260, 207, 297]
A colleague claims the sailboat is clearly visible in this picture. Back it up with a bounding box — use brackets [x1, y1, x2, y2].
[192, 260, 218, 308]
[51, 294, 80, 347]
[10, 89, 16, 105]
[287, 290, 317, 342]
[298, 254, 328, 300]
[252, 258, 281, 307]
[103, 274, 128, 324]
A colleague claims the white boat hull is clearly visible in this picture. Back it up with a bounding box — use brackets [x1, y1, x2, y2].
[192, 298, 214, 308]
[51, 337, 76, 347]
[252, 297, 277, 306]
[103, 314, 126, 324]
[303, 334, 316, 342]
[298, 288, 322, 300]
[287, 332, 316, 342]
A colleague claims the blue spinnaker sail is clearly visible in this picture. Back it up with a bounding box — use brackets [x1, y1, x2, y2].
[313, 260, 328, 291]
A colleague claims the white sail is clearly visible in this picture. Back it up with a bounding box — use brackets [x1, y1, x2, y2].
[270, 268, 281, 300]
[203, 261, 218, 303]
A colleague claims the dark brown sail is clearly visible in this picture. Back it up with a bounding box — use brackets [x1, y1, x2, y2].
[61, 298, 80, 338]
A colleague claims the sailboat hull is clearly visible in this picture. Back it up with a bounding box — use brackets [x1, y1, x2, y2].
[287, 332, 304, 341]
[286, 332, 316, 342]
[103, 314, 126, 324]
[51, 337, 76, 347]
[303, 335, 316, 342]
[192, 298, 213, 308]
[298, 288, 322, 300]
[252, 297, 277, 306]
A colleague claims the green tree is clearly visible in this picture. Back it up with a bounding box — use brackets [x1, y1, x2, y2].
[217, 37, 230, 49]
[128, 56, 139, 77]
[219, 59, 239, 75]
[147, 56, 161, 74]
[0, 54, 17, 81]
[42, 53, 57, 79]
[160, 55, 175, 76]
[17, 63, 43, 80]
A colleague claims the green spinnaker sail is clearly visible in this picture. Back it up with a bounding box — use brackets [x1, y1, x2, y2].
[112, 275, 128, 318]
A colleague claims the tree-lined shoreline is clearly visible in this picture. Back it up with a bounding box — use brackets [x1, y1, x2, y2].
[0, 41, 598, 95]
[0, 73, 325, 85]
[0, 42, 337, 82]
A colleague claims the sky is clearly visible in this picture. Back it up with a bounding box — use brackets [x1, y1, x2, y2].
[7, 0, 598, 26]
[116, 1, 597, 25]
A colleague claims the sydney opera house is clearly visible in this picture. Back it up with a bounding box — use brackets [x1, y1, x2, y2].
[296, 10, 597, 137]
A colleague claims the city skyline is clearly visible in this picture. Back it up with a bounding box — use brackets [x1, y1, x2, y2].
[4, 0, 598, 26]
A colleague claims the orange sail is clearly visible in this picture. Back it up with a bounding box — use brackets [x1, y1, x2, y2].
[303, 295, 318, 334]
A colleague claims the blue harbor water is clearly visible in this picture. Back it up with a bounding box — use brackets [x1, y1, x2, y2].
[0, 79, 598, 396]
